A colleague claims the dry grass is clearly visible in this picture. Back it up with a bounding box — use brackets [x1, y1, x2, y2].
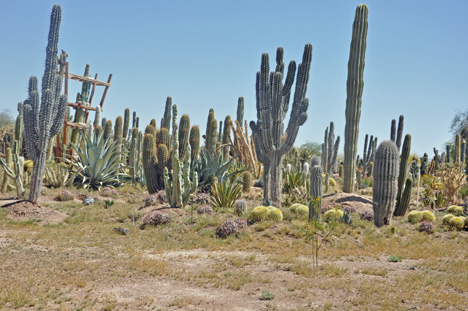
[0, 188, 467, 310]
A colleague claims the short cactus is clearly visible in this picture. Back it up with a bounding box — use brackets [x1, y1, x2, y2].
[266, 206, 283, 222]
[442, 214, 455, 225]
[421, 210, 436, 222]
[234, 199, 247, 216]
[407, 210, 423, 224]
[323, 208, 344, 221]
[251, 206, 269, 222]
[216, 220, 239, 238]
[449, 216, 465, 230]
[447, 205, 463, 216]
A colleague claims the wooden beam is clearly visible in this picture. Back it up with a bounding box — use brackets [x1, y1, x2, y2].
[99, 74, 113, 109]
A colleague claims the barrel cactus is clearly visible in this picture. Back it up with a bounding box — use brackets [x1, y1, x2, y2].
[372, 141, 399, 227]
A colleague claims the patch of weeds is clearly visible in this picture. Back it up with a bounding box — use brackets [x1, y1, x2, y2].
[388, 254, 403, 262]
[260, 290, 274, 300]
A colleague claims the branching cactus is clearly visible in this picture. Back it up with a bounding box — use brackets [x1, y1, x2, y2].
[394, 134, 412, 216]
[250, 44, 312, 206]
[373, 141, 399, 227]
[390, 115, 404, 151]
[361, 134, 376, 177]
[343, 4, 368, 193]
[322, 122, 340, 191]
[164, 105, 198, 208]
[23, 5, 68, 204]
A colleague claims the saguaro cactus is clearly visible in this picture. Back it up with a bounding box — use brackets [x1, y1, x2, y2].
[250, 44, 312, 206]
[23, 5, 68, 204]
[373, 141, 399, 227]
[343, 4, 368, 193]
[394, 134, 412, 216]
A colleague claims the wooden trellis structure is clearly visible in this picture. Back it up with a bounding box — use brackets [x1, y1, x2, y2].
[54, 51, 112, 158]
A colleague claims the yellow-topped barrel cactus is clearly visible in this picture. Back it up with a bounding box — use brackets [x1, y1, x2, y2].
[442, 214, 455, 225]
[449, 217, 465, 230]
[407, 211, 423, 224]
[447, 205, 463, 216]
[251, 206, 269, 222]
[421, 210, 435, 222]
[266, 206, 283, 222]
[323, 208, 344, 221]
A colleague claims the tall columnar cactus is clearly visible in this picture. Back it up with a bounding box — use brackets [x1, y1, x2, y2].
[23, 5, 68, 204]
[178, 114, 190, 160]
[114, 116, 123, 154]
[242, 170, 251, 193]
[123, 108, 130, 141]
[132, 111, 137, 129]
[394, 134, 412, 216]
[361, 134, 375, 177]
[164, 104, 198, 208]
[237, 97, 244, 125]
[206, 117, 218, 155]
[343, 4, 368, 193]
[93, 106, 101, 130]
[222, 115, 232, 160]
[373, 141, 399, 227]
[250, 44, 312, 206]
[461, 139, 466, 163]
[158, 128, 170, 148]
[309, 164, 323, 220]
[455, 134, 461, 163]
[142, 133, 159, 193]
[161, 96, 172, 130]
[390, 115, 404, 151]
[103, 120, 113, 141]
[189, 125, 200, 161]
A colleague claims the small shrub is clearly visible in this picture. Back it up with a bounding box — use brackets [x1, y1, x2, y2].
[140, 210, 171, 229]
[216, 220, 239, 238]
[197, 205, 214, 215]
[194, 192, 210, 205]
[260, 290, 274, 301]
[211, 180, 242, 209]
[100, 187, 118, 198]
[359, 210, 374, 221]
[144, 194, 158, 207]
[388, 254, 402, 262]
[234, 217, 248, 229]
[103, 199, 114, 209]
[419, 221, 434, 233]
[55, 189, 75, 201]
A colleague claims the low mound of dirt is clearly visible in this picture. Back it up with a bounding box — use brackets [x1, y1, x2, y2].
[322, 192, 373, 214]
[2, 200, 68, 225]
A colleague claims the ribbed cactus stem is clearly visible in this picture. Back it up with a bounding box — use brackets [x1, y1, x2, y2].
[207, 118, 218, 155]
[390, 119, 396, 142]
[178, 114, 190, 160]
[373, 141, 399, 227]
[189, 125, 200, 161]
[205, 108, 215, 148]
[142, 133, 159, 194]
[394, 134, 411, 216]
[93, 106, 101, 130]
[455, 134, 461, 163]
[222, 115, 231, 160]
[103, 120, 113, 141]
[343, 4, 368, 193]
[123, 108, 130, 141]
[23, 5, 68, 204]
[396, 115, 404, 151]
[132, 111, 137, 129]
[250, 44, 312, 206]
[237, 97, 244, 125]
[161, 96, 172, 130]
[114, 116, 123, 154]
[1, 147, 12, 193]
[242, 171, 251, 193]
[309, 165, 322, 221]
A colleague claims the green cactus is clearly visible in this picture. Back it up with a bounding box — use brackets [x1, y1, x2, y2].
[189, 125, 200, 161]
[150, 119, 157, 129]
[222, 115, 231, 160]
[242, 170, 251, 193]
[132, 111, 137, 129]
[207, 118, 218, 155]
[250, 44, 312, 206]
[205, 108, 215, 150]
[373, 141, 399, 227]
[103, 120, 113, 141]
[237, 97, 244, 125]
[0, 141, 25, 198]
[161, 96, 172, 130]
[23, 5, 68, 203]
[142, 133, 159, 194]
[1, 147, 12, 193]
[178, 114, 190, 160]
[114, 116, 123, 154]
[455, 134, 461, 163]
[93, 106, 101, 130]
[218, 120, 223, 142]
[94, 125, 103, 138]
[158, 128, 170, 148]
[309, 164, 323, 221]
[123, 108, 130, 140]
[164, 104, 198, 208]
[394, 134, 411, 216]
[343, 4, 368, 193]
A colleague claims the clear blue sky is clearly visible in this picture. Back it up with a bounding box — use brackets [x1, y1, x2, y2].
[1, 0, 467, 157]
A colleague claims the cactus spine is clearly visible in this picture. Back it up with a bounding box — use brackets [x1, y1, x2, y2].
[250, 44, 312, 206]
[393, 134, 412, 216]
[23, 5, 68, 203]
[343, 4, 368, 193]
[373, 141, 399, 227]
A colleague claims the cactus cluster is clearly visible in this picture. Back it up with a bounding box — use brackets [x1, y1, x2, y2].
[23, 5, 68, 203]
